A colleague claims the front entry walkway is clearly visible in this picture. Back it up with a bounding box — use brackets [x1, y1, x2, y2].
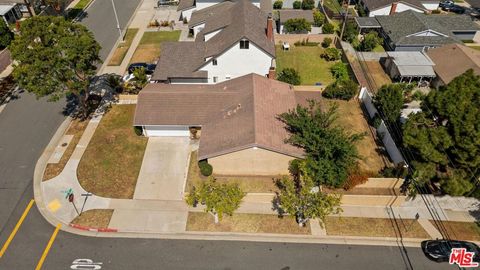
[133, 137, 190, 201]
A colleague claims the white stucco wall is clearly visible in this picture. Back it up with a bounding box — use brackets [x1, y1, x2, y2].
[196, 0, 260, 10]
[181, 7, 195, 21]
[396, 3, 422, 13]
[192, 23, 205, 36]
[199, 40, 273, 84]
[368, 3, 422, 16]
[204, 28, 223, 41]
[422, 2, 439, 10]
[368, 6, 392, 16]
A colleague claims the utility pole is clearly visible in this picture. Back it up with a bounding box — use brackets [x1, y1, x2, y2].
[110, 0, 124, 42]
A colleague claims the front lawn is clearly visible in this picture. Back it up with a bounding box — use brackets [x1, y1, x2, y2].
[186, 212, 311, 234]
[77, 105, 148, 199]
[275, 45, 336, 86]
[108, 28, 139, 66]
[130, 30, 181, 63]
[430, 221, 480, 241]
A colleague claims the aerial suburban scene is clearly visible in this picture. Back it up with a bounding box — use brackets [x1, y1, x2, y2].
[1, 0, 480, 269]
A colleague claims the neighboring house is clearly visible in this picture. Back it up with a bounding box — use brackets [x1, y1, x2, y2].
[152, 0, 276, 84]
[134, 73, 319, 175]
[359, 0, 439, 17]
[277, 9, 314, 34]
[0, 3, 22, 24]
[178, 0, 262, 21]
[369, 10, 480, 51]
[426, 43, 480, 87]
[382, 51, 436, 83]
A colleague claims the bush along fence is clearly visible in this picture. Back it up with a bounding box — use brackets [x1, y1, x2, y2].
[359, 87, 405, 165]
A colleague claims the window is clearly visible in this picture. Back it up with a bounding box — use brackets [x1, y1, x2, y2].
[225, 75, 231, 80]
[213, 76, 218, 83]
[240, 40, 249, 49]
[212, 59, 217, 65]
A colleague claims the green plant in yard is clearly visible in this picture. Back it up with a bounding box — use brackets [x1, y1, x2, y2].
[0, 19, 13, 49]
[342, 21, 358, 43]
[273, 0, 283, 9]
[330, 62, 348, 80]
[313, 10, 325, 27]
[322, 22, 335, 34]
[274, 160, 342, 227]
[321, 47, 341, 61]
[359, 31, 383, 52]
[374, 83, 405, 124]
[284, 18, 311, 33]
[322, 79, 358, 100]
[278, 100, 364, 188]
[301, 0, 315, 10]
[293, 0, 302, 9]
[186, 177, 245, 223]
[277, 68, 301, 85]
[356, 3, 367, 17]
[198, 160, 213, 176]
[133, 126, 143, 136]
[321, 37, 332, 48]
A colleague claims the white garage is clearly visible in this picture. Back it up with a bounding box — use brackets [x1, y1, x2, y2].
[143, 125, 190, 137]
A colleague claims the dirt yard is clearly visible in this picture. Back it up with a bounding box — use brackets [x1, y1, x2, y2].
[130, 30, 181, 63]
[70, 209, 114, 228]
[362, 61, 391, 92]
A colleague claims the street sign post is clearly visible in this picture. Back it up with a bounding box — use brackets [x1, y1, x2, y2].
[80, 193, 93, 215]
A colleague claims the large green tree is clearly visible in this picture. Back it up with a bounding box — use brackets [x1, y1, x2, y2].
[9, 16, 101, 118]
[279, 100, 364, 188]
[284, 18, 312, 33]
[374, 83, 405, 124]
[0, 19, 13, 49]
[403, 70, 480, 197]
[359, 31, 382, 51]
[277, 68, 301, 85]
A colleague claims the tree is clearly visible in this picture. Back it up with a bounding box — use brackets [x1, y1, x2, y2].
[403, 70, 480, 197]
[283, 18, 311, 33]
[0, 19, 13, 49]
[321, 37, 332, 48]
[274, 160, 342, 227]
[44, 0, 68, 11]
[313, 10, 325, 27]
[301, 0, 315, 10]
[186, 177, 245, 223]
[322, 79, 358, 100]
[279, 100, 364, 187]
[273, 0, 283, 9]
[342, 21, 357, 43]
[277, 68, 301, 85]
[374, 83, 405, 124]
[330, 62, 348, 80]
[293, 0, 302, 9]
[10, 16, 101, 118]
[321, 47, 341, 61]
[359, 31, 382, 51]
[322, 22, 334, 34]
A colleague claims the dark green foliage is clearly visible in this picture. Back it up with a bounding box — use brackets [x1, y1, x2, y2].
[330, 62, 348, 80]
[301, 0, 315, 10]
[277, 68, 301, 85]
[313, 10, 325, 27]
[374, 83, 405, 123]
[293, 0, 302, 9]
[321, 47, 341, 61]
[356, 3, 367, 17]
[322, 79, 358, 100]
[198, 160, 213, 176]
[342, 21, 357, 43]
[321, 37, 332, 48]
[284, 18, 312, 33]
[294, 38, 319, 46]
[322, 22, 335, 34]
[0, 19, 13, 49]
[359, 31, 382, 51]
[133, 126, 143, 136]
[279, 100, 364, 187]
[273, 0, 283, 9]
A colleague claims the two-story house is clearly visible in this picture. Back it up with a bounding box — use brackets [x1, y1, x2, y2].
[178, 0, 261, 22]
[358, 0, 439, 17]
[151, 0, 276, 84]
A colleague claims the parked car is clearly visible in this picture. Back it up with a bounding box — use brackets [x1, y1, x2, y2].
[421, 240, 480, 263]
[439, 1, 454, 10]
[449, 5, 466, 14]
[127, 63, 157, 74]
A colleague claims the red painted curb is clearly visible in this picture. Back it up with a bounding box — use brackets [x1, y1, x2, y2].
[69, 223, 118, 232]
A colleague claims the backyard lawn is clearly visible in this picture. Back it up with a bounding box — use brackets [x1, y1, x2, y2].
[130, 30, 181, 63]
[108, 28, 139, 66]
[275, 45, 336, 86]
[362, 61, 391, 92]
[186, 212, 311, 234]
[77, 105, 148, 199]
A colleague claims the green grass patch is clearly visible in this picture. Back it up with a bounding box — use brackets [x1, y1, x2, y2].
[324, 0, 342, 13]
[139, 31, 182, 45]
[108, 28, 139, 66]
[275, 45, 337, 85]
[130, 30, 181, 63]
[372, 44, 385, 52]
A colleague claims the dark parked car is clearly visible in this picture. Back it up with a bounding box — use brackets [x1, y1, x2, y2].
[449, 5, 466, 14]
[421, 240, 480, 263]
[439, 1, 454, 10]
[127, 63, 157, 74]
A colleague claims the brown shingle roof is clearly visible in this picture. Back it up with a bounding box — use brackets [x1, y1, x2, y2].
[361, 0, 434, 11]
[177, 0, 195, 11]
[278, 10, 314, 24]
[426, 44, 480, 84]
[134, 74, 304, 159]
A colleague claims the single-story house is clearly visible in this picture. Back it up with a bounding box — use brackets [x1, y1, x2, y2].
[382, 51, 436, 83]
[277, 9, 314, 34]
[0, 3, 21, 24]
[358, 0, 439, 17]
[426, 43, 480, 87]
[134, 73, 320, 175]
[357, 10, 480, 51]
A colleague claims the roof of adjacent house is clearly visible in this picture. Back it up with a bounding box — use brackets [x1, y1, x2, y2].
[134, 74, 308, 160]
[386, 51, 436, 77]
[426, 43, 480, 84]
[376, 10, 480, 46]
[355, 17, 381, 28]
[177, 0, 195, 11]
[278, 10, 314, 24]
[361, 0, 436, 11]
[0, 4, 14, 15]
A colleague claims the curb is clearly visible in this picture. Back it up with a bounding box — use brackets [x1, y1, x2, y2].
[72, 0, 96, 22]
[69, 223, 118, 232]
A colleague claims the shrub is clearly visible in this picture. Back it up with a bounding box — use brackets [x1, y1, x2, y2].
[321, 47, 341, 61]
[372, 113, 382, 129]
[431, 9, 441, 14]
[321, 37, 332, 48]
[301, 0, 315, 10]
[344, 168, 372, 190]
[183, 17, 188, 24]
[295, 38, 319, 46]
[198, 160, 213, 176]
[359, 31, 382, 51]
[356, 3, 367, 17]
[322, 79, 358, 100]
[277, 68, 301, 85]
[0, 19, 13, 49]
[284, 18, 311, 33]
[322, 22, 334, 34]
[342, 21, 357, 43]
[293, 0, 301, 9]
[273, 0, 283, 9]
[133, 126, 143, 136]
[313, 10, 325, 27]
[330, 62, 348, 80]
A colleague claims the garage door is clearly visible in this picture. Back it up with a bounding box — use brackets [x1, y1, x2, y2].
[143, 125, 190, 137]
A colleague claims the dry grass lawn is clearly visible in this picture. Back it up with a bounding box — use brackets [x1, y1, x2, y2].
[77, 105, 148, 199]
[108, 28, 139, 66]
[130, 30, 181, 63]
[187, 212, 311, 234]
[186, 151, 279, 193]
[363, 61, 391, 92]
[326, 217, 430, 239]
[70, 209, 114, 228]
[323, 99, 386, 173]
[430, 221, 480, 241]
[43, 119, 89, 181]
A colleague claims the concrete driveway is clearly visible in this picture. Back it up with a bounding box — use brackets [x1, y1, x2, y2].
[133, 137, 191, 201]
